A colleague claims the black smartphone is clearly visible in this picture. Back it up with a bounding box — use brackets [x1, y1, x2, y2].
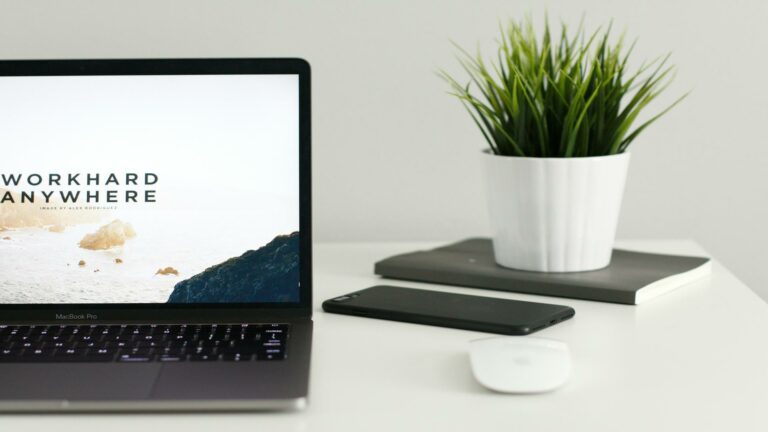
[322, 285, 575, 335]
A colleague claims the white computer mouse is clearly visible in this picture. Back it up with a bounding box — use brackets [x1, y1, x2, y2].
[469, 336, 571, 393]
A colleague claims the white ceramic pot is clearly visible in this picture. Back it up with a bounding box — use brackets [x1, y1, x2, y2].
[484, 151, 630, 272]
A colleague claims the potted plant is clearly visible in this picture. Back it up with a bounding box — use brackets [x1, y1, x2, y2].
[443, 17, 686, 272]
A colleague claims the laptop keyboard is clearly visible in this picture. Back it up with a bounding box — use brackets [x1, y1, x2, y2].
[0, 324, 288, 363]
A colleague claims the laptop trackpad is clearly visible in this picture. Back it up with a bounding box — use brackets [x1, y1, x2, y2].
[0, 363, 161, 400]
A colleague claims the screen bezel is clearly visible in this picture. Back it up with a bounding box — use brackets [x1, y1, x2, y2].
[0, 58, 312, 322]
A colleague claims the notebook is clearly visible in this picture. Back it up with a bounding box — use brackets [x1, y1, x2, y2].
[374, 238, 711, 305]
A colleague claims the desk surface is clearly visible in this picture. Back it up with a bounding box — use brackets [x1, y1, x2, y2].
[2, 240, 767, 432]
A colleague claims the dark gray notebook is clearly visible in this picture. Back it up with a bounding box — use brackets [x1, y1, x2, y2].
[374, 238, 711, 305]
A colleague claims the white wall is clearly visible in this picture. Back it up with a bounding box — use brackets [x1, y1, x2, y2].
[1, 0, 767, 301]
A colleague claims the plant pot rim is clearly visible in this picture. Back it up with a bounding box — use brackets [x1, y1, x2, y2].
[482, 149, 630, 161]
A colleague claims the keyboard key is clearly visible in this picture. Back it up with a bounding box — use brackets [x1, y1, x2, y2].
[0, 348, 23, 362]
[258, 352, 285, 361]
[158, 355, 185, 362]
[121, 347, 154, 356]
[221, 353, 252, 362]
[189, 354, 218, 361]
[118, 354, 154, 362]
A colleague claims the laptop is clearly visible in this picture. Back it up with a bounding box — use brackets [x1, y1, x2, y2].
[0, 58, 312, 411]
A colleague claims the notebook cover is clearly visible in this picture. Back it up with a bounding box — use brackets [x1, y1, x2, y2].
[374, 238, 711, 305]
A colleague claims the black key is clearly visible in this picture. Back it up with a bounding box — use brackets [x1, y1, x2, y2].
[257, 352, 285, 361]
[48, 335, 65, 343]
[21, 348, 57, 358]
[106, 325, 124, 335]
[88, 347, 116, 355]
[189, 354, 218, 361]
[159, 347, 187, 357]
[110, 334, 131, 342]
[265, 330, 286, 342]
[38, 327, 59, 340]
[260, 348, 284, 356]
[0, 348, 24, 362]
[177, 325, 194, 337]
[193, 325, 213, 335]
[118, 354, 155, 362]
[60, 348, 87, 356]
[221, 353, 253, 362]
[133, 340, 161, 349]
[73, 341, 97, 349]
[163, 340, 189, 349]
[12, 326, 32, 337]
[192, 347, 219, 357]
[27, 326, 47, 338]
[240, 325, 263, 338]
[196, 339, 224, 348]
[59, 326, 79, 336]
[210, 325, 229, 338]
[158, 355, 185, 362]
[122, 347, 154, 356]
[1, 341, 16, 350]
[262, 341, 283, 348]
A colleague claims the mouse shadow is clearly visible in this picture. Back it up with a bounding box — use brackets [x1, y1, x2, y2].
[414, 352, 561, 397]
[417, 352, 492, 395]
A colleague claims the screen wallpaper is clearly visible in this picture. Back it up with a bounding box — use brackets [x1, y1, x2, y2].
[0, 74, 300, 304]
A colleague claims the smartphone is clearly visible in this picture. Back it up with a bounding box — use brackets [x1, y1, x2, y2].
[322, 285, 575, 335]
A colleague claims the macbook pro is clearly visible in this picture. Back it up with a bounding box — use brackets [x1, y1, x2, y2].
[0, 58, 312, 411]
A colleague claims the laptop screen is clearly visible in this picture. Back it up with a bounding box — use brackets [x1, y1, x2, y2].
[0, 74, 300, 305]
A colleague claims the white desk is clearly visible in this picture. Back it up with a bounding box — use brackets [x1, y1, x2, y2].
[2, 240, 767, 432]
